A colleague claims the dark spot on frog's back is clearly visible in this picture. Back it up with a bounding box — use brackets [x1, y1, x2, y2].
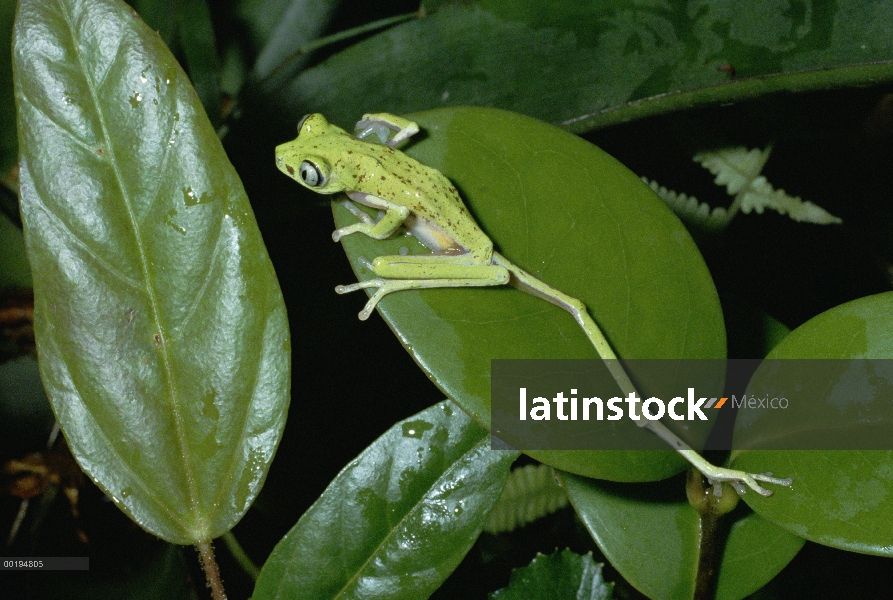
[286, 164, 294, 175]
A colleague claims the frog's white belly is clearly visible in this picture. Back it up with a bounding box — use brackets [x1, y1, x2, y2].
[404, 215, 464, 254]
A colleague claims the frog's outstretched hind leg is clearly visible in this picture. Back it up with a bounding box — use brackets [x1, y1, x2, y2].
[491, 252, 793, 497]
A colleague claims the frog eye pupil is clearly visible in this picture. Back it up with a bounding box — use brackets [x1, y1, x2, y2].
[299, 161, 323, 186]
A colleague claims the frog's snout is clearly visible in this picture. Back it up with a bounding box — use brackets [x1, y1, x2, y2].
[274, 148, 296, 178]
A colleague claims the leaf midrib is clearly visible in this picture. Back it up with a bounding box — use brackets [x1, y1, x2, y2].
[327, 432, 487, 599]
[57, 0, 202, 533]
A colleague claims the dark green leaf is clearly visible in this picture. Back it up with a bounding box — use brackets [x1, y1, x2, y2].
[731, 292, 893, 555]
[252, 400, 519, 600]
[276, 1, 893, 132]
[331, 106, 725, 481]
[489, 549, 613, 600]
[14, 0, 289, 544]
[561, 472, 805, 600]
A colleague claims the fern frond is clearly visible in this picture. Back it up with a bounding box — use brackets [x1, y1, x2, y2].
[694, 146, 842, 225]
[643, 177, 730, 230]
[694, 146, 772, 196]
[738, 176, 843, 224]
[483, 464, 568, 534]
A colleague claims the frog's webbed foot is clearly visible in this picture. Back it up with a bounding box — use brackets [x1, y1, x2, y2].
[639, 421, 792, 497]
[336, 267, 509, 320]
[701, 466, 793, 497]
[354, 113, 419, 147]
[335, 279, 412, 320]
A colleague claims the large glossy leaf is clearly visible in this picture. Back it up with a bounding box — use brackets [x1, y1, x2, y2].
[731, 292, 893, 555]
[560, 472, 805, 600]
[252, 400, 519, 600]
[277, 0, 893, 132]
[331, 106, 725, 482]
[13, 0, 289, 543]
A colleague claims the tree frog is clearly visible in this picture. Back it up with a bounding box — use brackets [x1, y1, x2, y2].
[275, 113, 791, 497]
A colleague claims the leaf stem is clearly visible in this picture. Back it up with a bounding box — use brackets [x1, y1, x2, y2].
[196, 540, 227, 600]
[686, 468, 740, 600]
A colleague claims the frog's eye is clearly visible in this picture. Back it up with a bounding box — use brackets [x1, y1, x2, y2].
[297, 114, 311, 132]
[299, 160, 325, 187]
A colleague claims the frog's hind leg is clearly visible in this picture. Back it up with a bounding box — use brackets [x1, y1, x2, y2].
[336, 253, 509, 320]
[354, 113, 420, 147]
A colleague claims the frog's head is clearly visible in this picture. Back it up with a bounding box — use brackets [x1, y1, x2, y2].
[275, 113, 351, 194]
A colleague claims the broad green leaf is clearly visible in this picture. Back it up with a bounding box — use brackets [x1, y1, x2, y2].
[560, 472, 805, 600]
[332, 106, 725, 482]
[731, 292, 893, 555]
[276, 1, 893, 132]
[14, 0, 289, 544]
[489, 549, 613, 600]
[252, 400, 519, 600]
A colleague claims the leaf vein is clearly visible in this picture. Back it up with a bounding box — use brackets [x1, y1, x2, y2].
[29, 192, 143, 291]
[23, 96, 100, 155]
[171, 224, 224, 338]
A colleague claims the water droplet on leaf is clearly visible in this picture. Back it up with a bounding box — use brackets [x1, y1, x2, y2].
[165, 209, 186, 235]
[402, 420, 434, 438]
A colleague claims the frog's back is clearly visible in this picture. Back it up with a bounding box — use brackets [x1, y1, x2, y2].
[338, 141, 493, 255]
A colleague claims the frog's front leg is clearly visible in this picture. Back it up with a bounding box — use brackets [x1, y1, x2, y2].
[332, 196, 410, 242]
[354, 113, 420, 147]
[336, 254, 509, 320]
